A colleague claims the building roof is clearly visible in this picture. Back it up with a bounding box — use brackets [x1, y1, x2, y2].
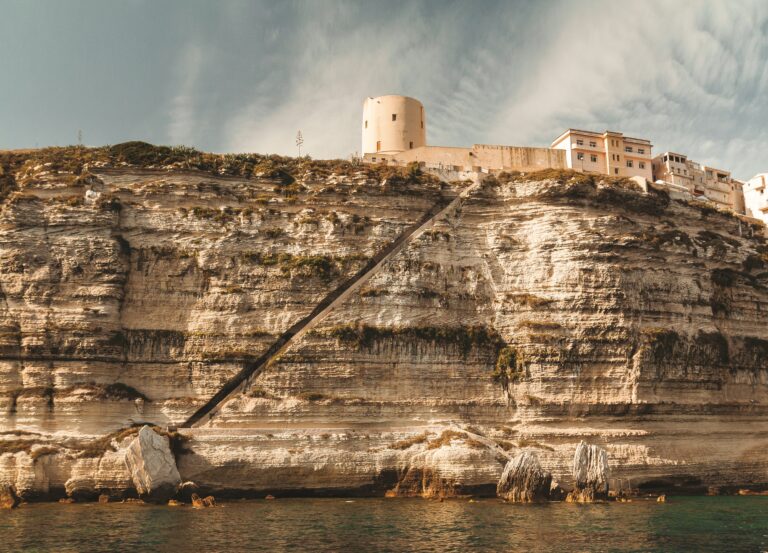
[703, 165, 731, 175]
[364, 94, 423, 105]
[622, 136, 652, 145]
[550, 128, 651, 148]
[654, 151, 688, 159]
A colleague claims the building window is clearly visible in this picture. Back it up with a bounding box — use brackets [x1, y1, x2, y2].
[421, 121, 424, 129]
[638, 148, 645, 154]
[614, 168, 619, 174]
[577, 152, 584, 160]
[627, 160, 633, 168]
[409, 141, 413, 149]
[589, 141, 597, 148]
[376, 141, 381, 152]
[576, 139, 584, 146]
[590, 155, 597, 162]
[392, 114, 397, 121]
[365, 120, 368, 129]
[639, 161, 646, 169]
[625, 146, 633, 153]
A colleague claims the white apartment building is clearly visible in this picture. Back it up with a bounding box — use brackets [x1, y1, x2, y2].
[652, 151, 745, 213]
[744, 173, 768, 224]
[550, 129, 653, 181]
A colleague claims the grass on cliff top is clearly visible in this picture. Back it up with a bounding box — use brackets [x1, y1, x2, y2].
[492, 168, 671, 217]
[683, 198, 766, 235]
[0, 142, 441, 187]
[498, 168, 639, 190]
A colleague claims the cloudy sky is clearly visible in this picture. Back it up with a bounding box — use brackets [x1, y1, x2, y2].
[1, 0, 766, 178]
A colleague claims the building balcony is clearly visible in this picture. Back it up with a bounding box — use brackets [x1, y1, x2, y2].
[707, 182, 732, 193]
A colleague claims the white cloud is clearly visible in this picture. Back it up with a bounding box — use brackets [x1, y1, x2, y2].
[190, 0, 768, 177]
[484, 0, 768, 178]
[224, 2, 440, 158]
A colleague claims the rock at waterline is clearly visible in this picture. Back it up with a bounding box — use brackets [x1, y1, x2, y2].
[496, 451, 552, 502]
[0, 485, 19, 509]
[566, 441, 610, 503]
[191, 493, 216, 508]
[124, 426, 181, 502]
[549, 479, 566, 501]
[177, 481, 199, 502]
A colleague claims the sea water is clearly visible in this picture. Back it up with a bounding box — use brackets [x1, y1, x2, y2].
[1, 496, 766, 552]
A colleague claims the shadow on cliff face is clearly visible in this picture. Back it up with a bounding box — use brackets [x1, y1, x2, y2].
[509, 169, 671, 216]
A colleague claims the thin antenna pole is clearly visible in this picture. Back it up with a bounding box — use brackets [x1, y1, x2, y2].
[296, 130, 304, 158]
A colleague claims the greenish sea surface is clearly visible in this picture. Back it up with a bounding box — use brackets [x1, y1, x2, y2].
[1, 496, 766, 552]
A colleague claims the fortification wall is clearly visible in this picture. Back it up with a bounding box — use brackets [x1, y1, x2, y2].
[364, 145, 567, 174]
[471, 144, 566, 173]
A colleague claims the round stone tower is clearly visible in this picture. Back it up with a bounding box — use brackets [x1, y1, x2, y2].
[361, 95, 426, 155]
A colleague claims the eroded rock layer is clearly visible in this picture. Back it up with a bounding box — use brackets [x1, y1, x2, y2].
[1, 151, 767, 499]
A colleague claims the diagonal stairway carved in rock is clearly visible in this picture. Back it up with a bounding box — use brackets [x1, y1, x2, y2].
[181, 178, 482, 428]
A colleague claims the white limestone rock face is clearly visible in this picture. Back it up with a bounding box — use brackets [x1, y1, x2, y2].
[497, 451, 551, 502]
[2, 160, 768, 500]
[567, 441, 610, 502]
[124, 426, 181, 502]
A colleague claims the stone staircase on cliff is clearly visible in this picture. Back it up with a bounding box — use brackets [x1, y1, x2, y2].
[181, 176, 482, 428]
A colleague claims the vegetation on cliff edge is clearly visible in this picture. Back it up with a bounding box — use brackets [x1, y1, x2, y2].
[0, 142, 441, 187]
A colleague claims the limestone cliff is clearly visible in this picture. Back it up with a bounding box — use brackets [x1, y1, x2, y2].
[0, 146, 766, 500]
